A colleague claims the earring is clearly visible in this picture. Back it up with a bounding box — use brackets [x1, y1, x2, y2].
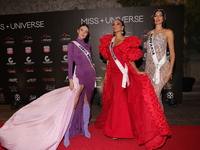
[121, 30, 123, 35]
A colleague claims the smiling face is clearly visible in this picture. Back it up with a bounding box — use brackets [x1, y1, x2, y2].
[153, 11, 164, 25]
[77, 25, 89, 40]
[112, 19, 124, 34]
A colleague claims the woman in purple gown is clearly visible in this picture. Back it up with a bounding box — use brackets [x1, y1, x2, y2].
[0, 24, 95, 150]
[64, 23, 96, 147]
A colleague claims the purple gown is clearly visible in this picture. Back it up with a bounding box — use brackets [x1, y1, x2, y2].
[67, 38, 96, 137]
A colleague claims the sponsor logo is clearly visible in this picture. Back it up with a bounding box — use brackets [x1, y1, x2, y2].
[4, 36, 14, 45]
[61, 67, 68, 71]
[42, 78, 55, 82]
[43, 56, 53, 64]
[14, 94, 21, 101]
[43, 46, 50, 53]
[7, 57, 16, 65]
[60, 33, 71, 42]
[24, 68, 35, 72]
[22, 35, 33, 44]
[7, 68, 17, 73]
[24, 56, 34, 65]
[64, 79, 69, 83]
[62, 45, 68, 52]
[45, 84, 55, 91]
[29, 95, 37, 101]
[9, 85, 18, 92]
[100, 66, 106, 71]
[61, 55, 68, 63]
[141, 29, 149, 38]
[96, 85, 102, 89]
[41, 34, 52, 43]
[43, 67, 54, 72]
[27, 78, 37, 83]
[25, 47, 32, 53]
[96, 77, 103, 82]
[8, 78, 18, 83]
[7, 48, 13, 54]
[26, 86, 36, 89]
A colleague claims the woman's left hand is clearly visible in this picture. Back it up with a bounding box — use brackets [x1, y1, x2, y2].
[163, 72, 172, 84]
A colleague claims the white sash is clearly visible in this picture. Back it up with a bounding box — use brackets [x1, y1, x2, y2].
[72, 41, 96, 87]
[72, 41, 95, 69]
[110, 37, 130, 88]
[149, 30, 167, 84]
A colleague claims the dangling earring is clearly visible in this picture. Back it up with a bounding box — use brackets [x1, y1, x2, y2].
[121, 30, 123, 35]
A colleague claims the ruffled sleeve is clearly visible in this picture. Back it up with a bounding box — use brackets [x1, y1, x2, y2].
[99, 34, 114, 59]
[120, 36, 142, 62]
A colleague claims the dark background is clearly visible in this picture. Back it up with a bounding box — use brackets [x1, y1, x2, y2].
[0, 5, 184, 104]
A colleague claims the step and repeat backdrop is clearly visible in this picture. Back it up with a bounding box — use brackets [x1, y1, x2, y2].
[0, 5, 184, 104]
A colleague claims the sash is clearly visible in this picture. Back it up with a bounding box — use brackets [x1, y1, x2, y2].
[72, 41, 95, 69]
[72, 41, 96, 87]
[149, 30, 167, 84]
[110, 37, 130, 88]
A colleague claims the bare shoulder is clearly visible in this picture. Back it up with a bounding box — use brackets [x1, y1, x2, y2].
[147, 30, 152, 39]
[165, 29, 174, 36]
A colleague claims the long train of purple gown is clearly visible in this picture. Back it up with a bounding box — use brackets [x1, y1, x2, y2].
[0, 75, 79, 150]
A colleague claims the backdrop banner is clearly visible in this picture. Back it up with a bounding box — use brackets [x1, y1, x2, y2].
[0, 5, 184, 104]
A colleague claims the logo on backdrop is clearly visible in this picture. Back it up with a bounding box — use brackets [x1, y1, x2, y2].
[4, 36, 14, 45]
[61, 55, 68, 63]
[25, 47, 32, 53]
[0, 21, 44, 30]
[81, 15, 144, 25]
[26, 86, 36, 89]
[43, 56, 53, 64]
[14, 94, 21, 101]
[45, 84, 55, 91]
[61, 67, 68, 72]
[43, 46, 50, 53]
[27, 78, 37, 83]
[29, 95, 37, 101]
[24, 68, 35, 72]
[62, 45, 68, 52]
[9, 85, 18, 92]
[43, 67, 54, 72]
[41, 34, 52, 43]
[60, 33, 71, 42]
[22, 35, 33, 44]
[7, 57, 16, 65]
[96, 77, 103, 82]
[42, 78, 55, 82]
[7, 68, 17, 73]
[25, 56, 34, 65]
[140, 29, 149, 38]
[100, 65, 106, 71]
[7, 48, 13, 54]
[8, 78, 18, 83]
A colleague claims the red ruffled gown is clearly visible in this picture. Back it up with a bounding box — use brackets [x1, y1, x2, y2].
[94, 35, 171, 150]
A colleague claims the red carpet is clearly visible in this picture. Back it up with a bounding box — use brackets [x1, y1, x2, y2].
[0, 124, 199, 150]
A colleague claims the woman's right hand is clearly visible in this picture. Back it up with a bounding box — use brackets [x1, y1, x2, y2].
[69, 79, 74, 90]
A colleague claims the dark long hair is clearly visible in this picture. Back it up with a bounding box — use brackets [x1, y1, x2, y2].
[78, 23, 90, 43]
[113, 19, 126, 36]
[152, 9, 166, 29]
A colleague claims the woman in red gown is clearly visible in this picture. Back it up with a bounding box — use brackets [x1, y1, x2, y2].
[94, 19, 171, 150]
